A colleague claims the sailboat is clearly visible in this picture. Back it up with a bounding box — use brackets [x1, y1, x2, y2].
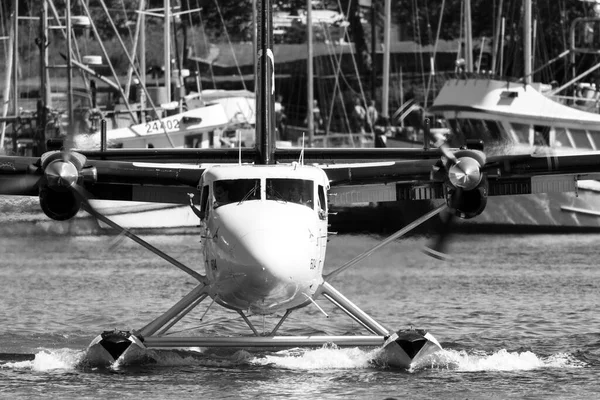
[0, 0, 256, 232]
[0, 0, 261, 156]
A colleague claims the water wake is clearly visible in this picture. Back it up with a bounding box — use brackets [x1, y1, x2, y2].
[0, 346, 587, 373]
[254, 346, 378, 370]
[418, 348, 587, 372]
[0, 349, 85, 371]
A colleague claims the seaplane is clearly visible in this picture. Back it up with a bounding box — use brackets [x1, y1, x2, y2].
[3, 0, 600, 370]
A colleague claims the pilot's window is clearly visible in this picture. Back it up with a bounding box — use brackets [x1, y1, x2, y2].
[200, 185, 209, 214]
[317, 185, 326, 219]
[266, 178, 314, 208]
[213, 179, 260, 207]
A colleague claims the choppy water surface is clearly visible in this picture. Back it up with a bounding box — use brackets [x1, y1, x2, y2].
[1, 232, 600, 399]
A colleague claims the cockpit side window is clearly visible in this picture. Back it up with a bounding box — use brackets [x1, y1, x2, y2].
[200, 185, 210, 215]
[266, 178, 314, 208]
[317, 185, 326, 219]
[213, 179, 260, 208]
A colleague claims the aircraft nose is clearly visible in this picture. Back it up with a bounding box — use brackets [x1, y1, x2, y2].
[234, 227, 317, 282]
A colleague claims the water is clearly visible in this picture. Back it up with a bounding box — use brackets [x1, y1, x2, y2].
[1, 232, 599, 399]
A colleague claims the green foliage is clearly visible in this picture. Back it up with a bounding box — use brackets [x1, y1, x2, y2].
[193, 0, 254, 42]
[4, 0, 599, 81]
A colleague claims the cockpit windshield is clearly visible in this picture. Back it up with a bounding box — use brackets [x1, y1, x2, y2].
[266, 178, 314, 208]
[213, 179, 260, 207]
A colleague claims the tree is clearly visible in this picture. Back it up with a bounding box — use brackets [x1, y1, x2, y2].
[194, 0, 253, 42]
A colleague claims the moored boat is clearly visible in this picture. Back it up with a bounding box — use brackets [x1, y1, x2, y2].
[422, 6, 600, 231]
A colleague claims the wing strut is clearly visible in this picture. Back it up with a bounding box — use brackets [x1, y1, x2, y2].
[73, 186, 207, 284]
[324, 204, 446, 280]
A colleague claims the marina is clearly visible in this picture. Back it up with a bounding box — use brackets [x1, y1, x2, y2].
[2, 0, 600, 398]
[4, 0, 600, 232]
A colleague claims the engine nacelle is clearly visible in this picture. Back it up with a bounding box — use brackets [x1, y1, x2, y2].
[39, 187, 82, 221]
[445, 176, 488, 219]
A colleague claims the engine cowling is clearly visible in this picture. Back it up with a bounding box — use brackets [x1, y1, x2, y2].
[445, 176, 488, 219]
[39, 186, 82, 221]
[37, 151, 89, 221]
[444, 149, 488, 219]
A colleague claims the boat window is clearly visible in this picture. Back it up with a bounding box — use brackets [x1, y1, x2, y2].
[533, 125, 551, 146]
[466, 119, 501, 141]
[446, 119, 466, 147]
[453, 119, 496, 142]
[554, 128, 573, 148]
[511, 123, 531, 144]
[568, 129, 593, 149]
[587, 131, 600, 149]
[456, 119, 475, 140]
[482, 120, 503, 141]
[213, 179, 260, 207]
[266, 178, 314, 208]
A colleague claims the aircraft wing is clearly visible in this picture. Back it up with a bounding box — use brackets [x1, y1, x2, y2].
[316, 150, 600, 214]
[0, 147, 444, 205]
[0, 152, 211, 207]
[2, 147, 600, 222]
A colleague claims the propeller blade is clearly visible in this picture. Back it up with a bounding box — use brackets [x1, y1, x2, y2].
[70, 184, 207, 284]
[0, 174, 42, 195]
[325, 204, 446, 280]
[422, 188, 463, 260]
[422, 209, 454, 261]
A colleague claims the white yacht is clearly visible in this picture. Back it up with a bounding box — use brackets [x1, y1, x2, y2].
[427, 14, 600, 231]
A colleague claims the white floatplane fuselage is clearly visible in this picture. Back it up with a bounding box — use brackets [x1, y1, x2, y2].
[199, 163, 330, 314]
[85, 162, 444, 369]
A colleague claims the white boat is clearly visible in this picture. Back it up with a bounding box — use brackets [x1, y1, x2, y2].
[426, 8, 600, 231]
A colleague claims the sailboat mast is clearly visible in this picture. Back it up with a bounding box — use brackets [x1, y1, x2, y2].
[255, 0, 275, 164]
[464, 0, 473, 72]
[491, 0, 503, 75]
[381, 0, 390, 119]
[140, 0, 146, 122]
[12, 0, 18, 120]
[164, 0, 171, 101]
[0, 0, 16, 150]
[307, 0, 314, 146]
[40, 0, 49, 108]
[67, 0, 74, 133]
[523, 0, 532, 84]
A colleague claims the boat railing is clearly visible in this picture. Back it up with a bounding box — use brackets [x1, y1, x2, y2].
[303, 133, 374, 148]
[547, 92, 600, 114]
[443, 71, 524, 84]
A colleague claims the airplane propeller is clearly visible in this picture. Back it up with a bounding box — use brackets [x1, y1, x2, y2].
[0, 174, 42, 195]
[422, 119, 487, 260]
[422, 203, 455, 261]
[0, 147, 206, 283]
[68, 180, 207, 284]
